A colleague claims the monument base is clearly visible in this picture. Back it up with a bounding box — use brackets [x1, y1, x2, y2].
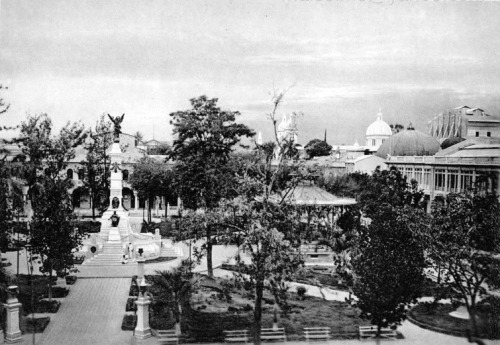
[108, 227, 121, 242]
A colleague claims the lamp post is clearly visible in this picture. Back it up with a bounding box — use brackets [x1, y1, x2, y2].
[25, 243, 35, 345]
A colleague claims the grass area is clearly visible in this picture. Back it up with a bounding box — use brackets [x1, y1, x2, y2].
[141, 273, 368, 342]
[410, 303, 499, 339]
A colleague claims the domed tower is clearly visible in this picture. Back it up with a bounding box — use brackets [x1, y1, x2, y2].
[366, 109, 392, 149]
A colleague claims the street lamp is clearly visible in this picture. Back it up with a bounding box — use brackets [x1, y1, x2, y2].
[24, 243, 35, 345]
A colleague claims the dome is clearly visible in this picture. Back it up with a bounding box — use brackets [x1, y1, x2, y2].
[376, 126, 440, 158]
[366, 110, 392, 137]
[440, 136, 465, 150]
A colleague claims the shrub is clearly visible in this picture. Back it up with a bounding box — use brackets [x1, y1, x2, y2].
[35, 300, 61, 313]
[126, 297, 137, 312]
[75, 221, 101, 234]
[296, 286, 307, 298]
[121, 314, 136, 331]
[23, 316, 51, 333]
[65, 276, 77, 285]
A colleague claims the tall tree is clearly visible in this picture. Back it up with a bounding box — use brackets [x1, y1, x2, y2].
[0, 84, 24, 263]
[353, 167, 428, 336]
[129, 156, 173, 223]
[81, 114, 113, 219]
[428, 190, 500, 336]
[170, 96, 254, 277]
[19, 114, 87, 300]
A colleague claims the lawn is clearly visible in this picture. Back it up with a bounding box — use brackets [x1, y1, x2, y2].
[138, 274, 368, 342]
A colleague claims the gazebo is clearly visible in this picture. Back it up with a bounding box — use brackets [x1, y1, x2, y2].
[275, 181, 357, 266]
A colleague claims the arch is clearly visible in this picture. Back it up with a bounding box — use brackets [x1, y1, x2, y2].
[78, 168, 85, 180]
[122, 169, 129, 181]
[67, 168, 74, 180]
[122, 187, 134, 209]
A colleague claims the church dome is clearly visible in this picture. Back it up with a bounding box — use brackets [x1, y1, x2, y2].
[366, 110, 392, 137]
[376, 125, 440, 158]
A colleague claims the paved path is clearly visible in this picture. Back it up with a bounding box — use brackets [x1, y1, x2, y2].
[22, 278, 132, 345]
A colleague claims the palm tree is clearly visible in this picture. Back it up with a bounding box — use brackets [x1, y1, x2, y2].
[150, 261, 194, 333]
[134, 131, 144, 144]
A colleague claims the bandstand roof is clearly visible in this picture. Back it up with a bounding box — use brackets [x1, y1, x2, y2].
[278, 184, 357, 206]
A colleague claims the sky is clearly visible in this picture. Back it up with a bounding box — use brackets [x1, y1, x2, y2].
[1, 0, 500, 146]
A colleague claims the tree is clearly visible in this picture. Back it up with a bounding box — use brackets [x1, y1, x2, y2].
[150, 260, 194, 330]
[170, 96, 254, 277]
[319, 172, 370, 200]
[353, 167, 427, 336]
[129, 156, 173, 223]
[304, 138, 332, 158]
[212, 91, 306, 344]
[389, 123, 404, 134]
[428, 190, 500, 336]
[0, 84, 24, 263]
[18, 114, 87, 300]
[81, 114, 113, 219]
[134, 131, 144, 144]
[30, 177, 87, 300]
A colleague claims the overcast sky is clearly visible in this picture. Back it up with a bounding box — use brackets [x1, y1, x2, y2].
[1, 0, 500, 145]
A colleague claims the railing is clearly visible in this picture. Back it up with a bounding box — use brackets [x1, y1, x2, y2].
[388, 156, 500, 165]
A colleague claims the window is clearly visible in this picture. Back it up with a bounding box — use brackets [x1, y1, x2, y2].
[476, 131, 480, 137]
[435, 169, 445, 191]
[67, 169, 73, 180]
[78, 169, 85, 180]
[487, 132, 491, 137]
[123, 169, 129, 181]
[372, 139, 376, 146]
[414, 168, 423, 186]
[460, 170, 473, 192]
[447, 169, 459, 193]
[423, 169, 431, 188]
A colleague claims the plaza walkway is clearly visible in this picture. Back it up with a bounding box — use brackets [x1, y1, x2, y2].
[7, 241, 500, 345]
[30, 278, 131, 345]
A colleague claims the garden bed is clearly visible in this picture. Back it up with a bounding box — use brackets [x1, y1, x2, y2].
[34, 300, 61, 313]
[409, 303, 499, 339]
[23, 316, 51, 333]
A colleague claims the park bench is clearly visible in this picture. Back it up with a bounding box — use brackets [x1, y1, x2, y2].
[359, 326, 397, 340]
[157, 330, 179, 345]
[261, 328, 286, 343]
[224, 330, 250, 343]
[304, 327, 330, 342]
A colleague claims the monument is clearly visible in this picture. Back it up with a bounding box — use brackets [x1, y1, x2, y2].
[82, 114, 169, 265]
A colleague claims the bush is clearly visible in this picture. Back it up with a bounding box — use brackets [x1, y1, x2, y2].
[23, 316, 50, 333]
[35, 300, 61, 313]
[75, 221, 101, 234]
[121, 314, 136, 331]
[296, 286, 307, 298]
[66, 276, 77, 285]
[126, 297, 137, 312]
[47, 287, 69, 298]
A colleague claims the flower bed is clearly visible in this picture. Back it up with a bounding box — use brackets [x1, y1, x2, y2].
[35, 300, 61, 313]
[23, 316, 51, 333]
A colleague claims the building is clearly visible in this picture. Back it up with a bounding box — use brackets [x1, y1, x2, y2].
[428, 106, 500, 141]
[384, 115, 500, 208]
[365, 109, 393, 150]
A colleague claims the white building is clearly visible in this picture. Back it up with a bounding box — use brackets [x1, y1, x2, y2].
[365, 109, 392, 150]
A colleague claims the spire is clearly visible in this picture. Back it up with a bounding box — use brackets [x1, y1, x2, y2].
[324, 129, 327, 143]
[377, 108, 383, 121]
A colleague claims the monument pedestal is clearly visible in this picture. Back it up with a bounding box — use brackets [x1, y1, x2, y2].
[134, 297, 152, 340]
[5, 289, 22, 343]
[108, 227, 121, 242]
